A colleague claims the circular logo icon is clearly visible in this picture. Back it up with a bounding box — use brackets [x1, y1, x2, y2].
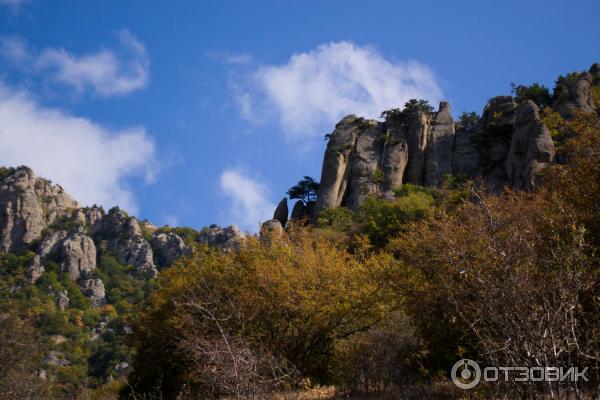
[451, 359, 481, 389]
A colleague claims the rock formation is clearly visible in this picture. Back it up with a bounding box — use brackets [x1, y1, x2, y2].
[61, 232, 97, 280]
[27, 254, 44, 283]
[81, 279, 107, 308]
[309, 61, 600, 219]
[103, 208, 158, 277]
[0, 167, 77, 253]
[152, 232, 192, 266]
[260, 219, 284, 238]
[273, 197, 288, 227]
[197, 224, 245, 252]
[505, 101, 556, 190]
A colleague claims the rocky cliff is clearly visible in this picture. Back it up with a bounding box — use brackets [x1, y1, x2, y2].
[300, 62, 598, 218]
[0, 166, 247, 309]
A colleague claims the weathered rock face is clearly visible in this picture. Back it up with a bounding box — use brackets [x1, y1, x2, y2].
[0, 167, 77, 253]
[197, 224, 245, 252]
[260, 219, 284, 238]
[452, 125, 480, 177]
[152, 232, 191, 266]
[424, 102, 455, 186]
[38, 230, 69, 259]
[290, 200, 307, 222]
[552, 72, 597, 118]
[477, 96, 518, 187]
[61, 233, 96, 281]
[505, 101, 556, 190]
[273, 197, 289, 227]
[103, 208, 157, 277]
[81, 279, 107, 308]
[309, 61, 599, 219]
[314, 102, 446, 215]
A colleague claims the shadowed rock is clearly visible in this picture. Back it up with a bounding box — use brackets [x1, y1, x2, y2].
[273, 197, 288, 227]
[505, 101, 556, 190]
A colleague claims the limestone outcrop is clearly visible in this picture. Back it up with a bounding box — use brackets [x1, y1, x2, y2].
[505, 101, 556, 190]
[61, 232, 97, 280]
[309, 61, 599, 219]
[197, 224, 245, 252]
[81, 279, 107, 308]
[0, 167, 77, 253]
[152, 232, 192, 266]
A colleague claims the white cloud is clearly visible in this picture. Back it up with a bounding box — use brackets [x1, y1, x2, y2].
[219, 169, 275, 233]
[239, 41, 443, 140]
[0, 30, 149, 96]
[208, 51, 253, 65]
[0, 82, 156, 214]
[0, 36, 27, 63]
[0, 0, 28, 12]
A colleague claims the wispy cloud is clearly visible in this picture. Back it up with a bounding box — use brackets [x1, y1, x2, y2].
[207, 51, 253, 65]
[0, 81, 156, 213]
[236, 41, 443, 140]
[0, 0, 28, 13]
[0, 30, 149, 97]
[219, 169, 275, 233]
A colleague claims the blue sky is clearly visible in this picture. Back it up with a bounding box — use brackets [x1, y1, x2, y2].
[1, 0, 599, 232]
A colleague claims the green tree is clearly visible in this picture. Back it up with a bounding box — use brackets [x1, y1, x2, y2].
[458, 111, 479, 131]
[287, 176, 319, 203]
[511, 82, 551, 107]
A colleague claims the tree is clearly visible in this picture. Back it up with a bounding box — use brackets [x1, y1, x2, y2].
[286, 176, 319, 203]
[126, 230, 393, 398]
[510, 82, 551, 107]
[458, 111, 479, 131]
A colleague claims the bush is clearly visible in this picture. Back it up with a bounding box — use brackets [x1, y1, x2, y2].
[357, 188, 434, 247]
[315, 207, 354, 232]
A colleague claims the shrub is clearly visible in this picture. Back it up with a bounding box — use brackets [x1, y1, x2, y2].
[316, 207, 354, 232]
[357, 188, 434, 247]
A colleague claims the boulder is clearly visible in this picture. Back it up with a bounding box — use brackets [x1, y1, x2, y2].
[114, 361, 130, 376]
[505, 101, 556, 190]
[151, 232, 192, 266]
[81, 279, 107, 308]
[44, 351, 70, 367]
[273, 197, 289, 227]
[290, 200, 307, 222]
[49, 335, 67, 345]
[197, 225, 245, 252]
[260, 219, 284, 238]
